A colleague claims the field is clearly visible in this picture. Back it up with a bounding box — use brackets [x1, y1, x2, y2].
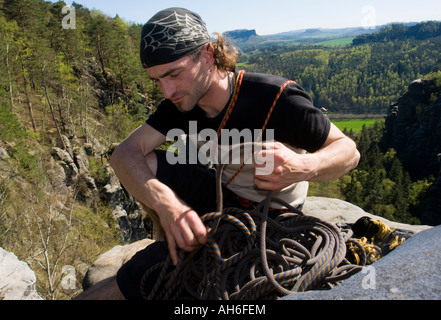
[315, 37, 355, 47]
[331, 118, 384, 132]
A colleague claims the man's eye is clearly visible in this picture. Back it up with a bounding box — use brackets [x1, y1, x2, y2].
[171, 72, 181, 78]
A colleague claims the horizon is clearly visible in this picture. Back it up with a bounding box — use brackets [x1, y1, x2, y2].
[53, 0, 441, 36]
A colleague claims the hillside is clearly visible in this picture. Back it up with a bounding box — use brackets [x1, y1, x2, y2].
[241, 21, 441, 114]
[225, 27, 379, 50]
[353, 21, 441, 44]
[225, 22, 430, 52]
[0, 0, 156, 300]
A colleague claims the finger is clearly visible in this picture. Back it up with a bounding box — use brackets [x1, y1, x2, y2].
[183, 210, 208, 245]
[175, 211, 201, 249]
[254, 176, 280, 191]
[170, 221, 192, 252]
[190, 220, 208, 246]
[254, 149, 276, 170]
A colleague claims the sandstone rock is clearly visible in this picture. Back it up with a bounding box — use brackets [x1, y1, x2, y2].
[72, 146, 90, 175]
[383, 78, 441, 225]
[0, 247, 43, 300]
[82, 238, 154, 290]
[51, 147, 79, 186]
[282, 224, 441, 300]
[303, 196, 432, 234]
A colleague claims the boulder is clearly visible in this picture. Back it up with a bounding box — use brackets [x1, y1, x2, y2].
[82, 238, 154, 290]
[303, 196, 431, 234]
[0, 247, 43, 300]
[282, 224, 441, 300]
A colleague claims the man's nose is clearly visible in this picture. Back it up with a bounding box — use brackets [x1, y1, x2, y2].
[158, 79, 176, 99]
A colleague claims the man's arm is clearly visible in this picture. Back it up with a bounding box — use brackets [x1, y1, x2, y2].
[254, 123, 360, 190]
[110, 123, 208, 265]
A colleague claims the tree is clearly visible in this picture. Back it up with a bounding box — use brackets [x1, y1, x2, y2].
[0, 13, 19, 109]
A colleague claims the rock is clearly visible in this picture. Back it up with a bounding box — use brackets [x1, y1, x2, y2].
[303, 197, 432, 234]
[45, 156, 70, 194]
[81, 238, 155, 290]
[0, 147, 9, 160]
[423, 175, 441, 225]
[0, 247, 43, 300]
[83, 136, 105, 157]
[282, 224, 441, 300]
[72, 146, 90, 175]
[103, 167, 149, 243]
[50, 147, 79, 187]
[382, 78, 441, 225]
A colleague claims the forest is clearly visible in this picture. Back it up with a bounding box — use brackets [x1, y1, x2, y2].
[241, 22, 441, 114]
[0, 0, 440, 299]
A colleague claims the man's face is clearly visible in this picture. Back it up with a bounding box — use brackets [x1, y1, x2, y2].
[146, 50, 211, 113]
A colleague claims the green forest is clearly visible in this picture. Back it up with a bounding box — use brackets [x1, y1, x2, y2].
[240, 22, 441, 114]
[0, 0, 440, 299]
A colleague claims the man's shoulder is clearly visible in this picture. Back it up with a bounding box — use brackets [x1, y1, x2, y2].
[243, 72, 291, 87]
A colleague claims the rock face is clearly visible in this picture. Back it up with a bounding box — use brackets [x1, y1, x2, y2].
[0, 248, 43, 300]
[46, 135, 148, 243]
[383, 79, 441, 225]
[282, 224, 441, 300]
[80, 197, 432, 294]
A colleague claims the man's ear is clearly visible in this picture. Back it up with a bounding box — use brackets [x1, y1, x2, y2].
[203, 43, 215, 68]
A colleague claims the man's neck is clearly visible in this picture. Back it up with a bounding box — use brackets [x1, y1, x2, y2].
[197, 69, 231, 118]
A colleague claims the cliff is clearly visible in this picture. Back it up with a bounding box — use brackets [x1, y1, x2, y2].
[382, 78, 441, 225]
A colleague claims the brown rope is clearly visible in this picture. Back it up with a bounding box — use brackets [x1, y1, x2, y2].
[140, 159, 365, 300]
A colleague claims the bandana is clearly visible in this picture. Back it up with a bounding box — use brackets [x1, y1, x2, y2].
[140, 8, 210, 68]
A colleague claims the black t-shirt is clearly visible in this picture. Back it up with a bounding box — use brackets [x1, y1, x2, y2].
[146, 72, 330, 153]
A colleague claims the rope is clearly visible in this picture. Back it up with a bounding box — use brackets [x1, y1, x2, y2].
[216, 70, 245, 137]
[140, 159, 366, 300]
[347, 218, 408, 265]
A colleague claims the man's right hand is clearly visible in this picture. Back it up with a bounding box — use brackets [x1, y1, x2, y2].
[156, 197, 208, 265]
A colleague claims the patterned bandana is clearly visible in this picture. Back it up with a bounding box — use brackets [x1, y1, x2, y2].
[140, 8, 210, 68]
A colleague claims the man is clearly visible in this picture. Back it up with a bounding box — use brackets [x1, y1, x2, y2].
[76, 7, 360, 300]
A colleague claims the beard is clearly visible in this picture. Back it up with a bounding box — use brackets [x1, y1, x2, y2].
[173, 69, 212, 113]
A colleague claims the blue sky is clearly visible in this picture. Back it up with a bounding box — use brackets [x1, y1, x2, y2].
[58, 0, 441, 35]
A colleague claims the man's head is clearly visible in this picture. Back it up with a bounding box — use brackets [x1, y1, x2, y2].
[141, 8, 239, 72]
[140, 8, 210, 69]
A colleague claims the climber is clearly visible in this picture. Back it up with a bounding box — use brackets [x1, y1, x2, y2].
[75, 7, 360, 300]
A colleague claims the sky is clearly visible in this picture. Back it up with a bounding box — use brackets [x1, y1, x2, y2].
[57, 0, 441, 35]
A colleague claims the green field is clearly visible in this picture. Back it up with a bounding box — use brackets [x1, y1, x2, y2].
[332, 118, 384, 132]
[315, 37, 355, 47]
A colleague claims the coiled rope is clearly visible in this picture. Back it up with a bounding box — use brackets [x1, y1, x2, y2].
[140, 160, 365, 300]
